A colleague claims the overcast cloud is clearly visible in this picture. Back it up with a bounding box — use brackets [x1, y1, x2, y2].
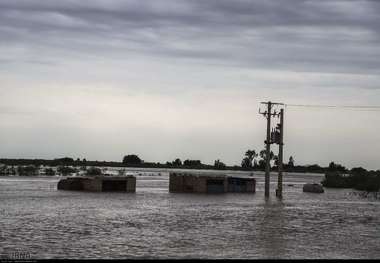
[0, 0, 380, 169]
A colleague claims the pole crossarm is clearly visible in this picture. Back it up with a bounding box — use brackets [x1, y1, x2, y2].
[261, 102, 284, 105]
[259, 109, 280, 117]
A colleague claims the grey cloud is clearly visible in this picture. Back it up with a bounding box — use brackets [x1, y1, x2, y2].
[2, 1, 380, 168]
[0, 0, 379, 74]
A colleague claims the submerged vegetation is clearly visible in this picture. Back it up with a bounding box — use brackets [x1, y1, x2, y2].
[57, 166, 77, 176]
[17, 165, 39, 176]
[321, 164, 380, 192]
[86, 167, 102, 176]
[1, 153, 379, 192]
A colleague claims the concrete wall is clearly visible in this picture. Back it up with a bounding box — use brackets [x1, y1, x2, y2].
[169, 173, 184, 192]
[126, 176, 136, 193]
[57, 176, 136, 192]
[228, 177, 256, 193]
[169, 173, 251, 194]
[82, 178, 102, 191]
[170, 173, 219, 193]
[246, 179, 256, 193]
[57, 174, 254, 194]
[57, 178, 84, 190]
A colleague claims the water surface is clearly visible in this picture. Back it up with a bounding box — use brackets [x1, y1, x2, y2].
[0, 170, 379, 259]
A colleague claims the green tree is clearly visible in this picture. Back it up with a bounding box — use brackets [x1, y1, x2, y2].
[214, 159, 226, 170]
[183, 160, 202, 167]
[258, 149, 275, 169]
[259, 149, 274, 162]
[241, 149, 257, 169]
[258, 159, 266, 169]
[273, 155, 279, 167]
[173, 158, 182, 166]
[328, 161, 347, 173]
[0, 165, 7, 176]
[55, 157, 74, 165]
[288, 156, 295, 167]
[246, 150, 257, 162]
[241, 157, 252, 169]
[122, 155, 142, 165]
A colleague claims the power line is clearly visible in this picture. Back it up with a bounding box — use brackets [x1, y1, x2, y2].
[284, 104, 380, 111]
[285, 104, 380, 109]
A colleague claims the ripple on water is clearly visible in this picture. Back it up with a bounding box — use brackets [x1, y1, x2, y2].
[0, 174, 379, 259]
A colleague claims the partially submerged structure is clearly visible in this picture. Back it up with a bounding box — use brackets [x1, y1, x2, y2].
[303, 183, 324, 193]
[57, 176, 136, 192]
[169, 172, 255, 194]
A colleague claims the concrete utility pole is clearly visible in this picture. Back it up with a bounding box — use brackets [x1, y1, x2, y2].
[264, 102, 272, 198]
[260, 101, 283, 198]
[276, 108, 284, 198]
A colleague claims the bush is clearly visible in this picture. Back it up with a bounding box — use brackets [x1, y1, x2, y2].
[0, 165, 7, 176]
[321, 169, 380, 192]
[183, 160, 202, 167]
[57, 166, 76, 176]
[86, 167, 102, 176]
[321, 171, 350, 188]
[17, 165, 39, 176]
[45, 168, 56, 176]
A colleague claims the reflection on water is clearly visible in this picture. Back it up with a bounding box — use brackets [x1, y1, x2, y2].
[0, 171, 379, 259]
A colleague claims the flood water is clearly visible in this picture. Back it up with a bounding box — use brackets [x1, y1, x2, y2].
[0, 169, 379, 259]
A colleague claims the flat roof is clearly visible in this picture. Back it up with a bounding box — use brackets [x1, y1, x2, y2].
[171, 172, 255, 180]
[66, 175, 135, 180]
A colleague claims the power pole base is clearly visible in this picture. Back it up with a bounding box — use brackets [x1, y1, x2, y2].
[275, 189, 282, 199]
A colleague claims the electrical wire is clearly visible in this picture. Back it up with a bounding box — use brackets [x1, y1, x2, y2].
[284, 103, 380, 112]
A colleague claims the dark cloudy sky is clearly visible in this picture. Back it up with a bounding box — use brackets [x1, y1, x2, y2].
[1, 0, 380, 169]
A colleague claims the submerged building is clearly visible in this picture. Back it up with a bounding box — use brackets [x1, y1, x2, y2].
[169, 172, 255, 194]
[57, 176, 136, 192]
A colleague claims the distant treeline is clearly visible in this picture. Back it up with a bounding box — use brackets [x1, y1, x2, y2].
[0, 163, 105, 177]
[2, 153, 379, 192]
[1, 153, 380, 192]
[0, 152, 377, 174]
